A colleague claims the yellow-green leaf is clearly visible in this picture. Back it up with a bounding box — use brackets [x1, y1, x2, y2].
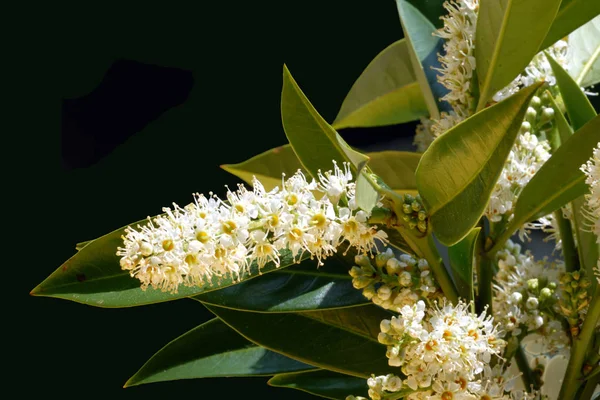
[333, 39, 427, 129]
[416, 83, 541, 246]
[540, 0, 600, 50]
[475, 0, 562, 109]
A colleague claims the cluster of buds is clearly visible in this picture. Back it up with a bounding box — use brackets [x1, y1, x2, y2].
[395, 194, 428, 234]
[558, 270, 592, 337]
[349, 248, 442, 311]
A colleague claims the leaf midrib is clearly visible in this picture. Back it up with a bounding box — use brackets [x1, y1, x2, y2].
[577, 44, 600, 86]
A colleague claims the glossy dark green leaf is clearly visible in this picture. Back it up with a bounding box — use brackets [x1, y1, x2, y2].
[268, 370, 368, 400]
[333, 39, 427, 129]
[195, 250, 368, 312]
[448, 228, 480, 304]
[540, 0, 600, 50]
[568, 16, 600, 88]
[508, 115, 600, 232]
[125, 318, 315, 387]
[31, 219, 309, 307]
[204, 304, 393, 379]
[415, 83, 541, 246]
[475, 0, 561, 109]
[281, 65, 378, 212]
[396, 0, 450, 119]
[221, 145, 305, 192]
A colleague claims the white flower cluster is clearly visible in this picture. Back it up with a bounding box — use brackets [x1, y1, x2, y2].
[349, 248, 443, 312]
[486, 130, 551, 225]
[493, 41, 569, 103]
[493, 240, 569, 353]
[581, 143, 600, 285]
[117, 162, 387, 293]
[377, 300, 506, 399]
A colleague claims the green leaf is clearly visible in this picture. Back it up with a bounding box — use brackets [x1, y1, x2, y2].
[281, 65, 378, 211]
[221, 145, 304, 192]
[548, 53, 597, 131]
[367, 151, 420, 192]
[540, 0, 600, 50]
[268, 370, 368, 400]
[568, 16, 600, 88]
[507, 115, 600, 232]
[203, 304, 393, 379]
[395, 0, 450, 119]
[30, 219, 310, 308]
[475, 0, 562, 109]
[415, 83, 541, 246]
[125, 318, 315, 387]
[403, 0, 446, 29]
[448, 227, 480, 304]
[75, 240, 92, 251]
[195, 250, 369, 312]
[332, 39, 428, 130]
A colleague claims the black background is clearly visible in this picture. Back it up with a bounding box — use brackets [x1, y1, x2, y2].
[19, 1, 600, 399]
[22, 1, 413, 399]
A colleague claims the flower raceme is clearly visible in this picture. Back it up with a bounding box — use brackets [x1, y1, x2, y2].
[117, 162, 388, 293]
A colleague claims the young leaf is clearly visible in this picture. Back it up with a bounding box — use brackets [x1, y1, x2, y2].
[268, 370, 368, 400]
[504, 115, 600, 241]
[222, 145, 305, 191]
[568, 16, 600, 88]
[395, 0, 451, 119]
[333, 39, 427, 129]
[195, 250, 369, 312]
[125, 318, 315, 387]
[448, 227, 480, 304]
[30, 218, 310, 307]
[475, 0, 561, 109]
[204, 303, 394, 379]
[540, 0, 600, 51]
[281, 65, 379, 211]
[415, 83, 541, 246]
[367, 151, 420, 192]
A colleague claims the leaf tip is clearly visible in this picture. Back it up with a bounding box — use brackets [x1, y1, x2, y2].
[123, 376, 138, 388]
[29, 285, 41, 296]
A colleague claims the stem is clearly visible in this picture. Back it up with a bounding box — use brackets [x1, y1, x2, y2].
[485, 226, 515, 256]
[578, 373, 599, 400]
[368, 207, 393, 225]
[554, 209, 579, 272]
[515, 345, 541, 392]
[420, 235, 459, 304]
[559, 294, 600, 400]
[476, 252, 494, 315]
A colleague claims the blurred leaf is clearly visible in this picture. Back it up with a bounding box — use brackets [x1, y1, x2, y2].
[204, 304, 393, 378]
[125, 318, 315, 387]
[268, 370, 368, 400]
[195, 249, 369, 312]
[333, 39, 427, 129]
[475, 0, 561, 109]
[568, 16, 600, 88]
[281, 65, 378, 212]
[448, 227, 480, 303]
[395, 0, 451, 119]
[404, 0, 446, 29]
[31, 219, 309, 307]
[415, 83, 541, 246]
[222, 145, 304, 191]
[540, 0, 600, 50]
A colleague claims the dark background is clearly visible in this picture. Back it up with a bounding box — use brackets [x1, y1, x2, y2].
[22, 1, 413, 399]
[19, 1, 600, 399]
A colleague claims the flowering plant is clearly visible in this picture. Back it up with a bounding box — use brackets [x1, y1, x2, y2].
[34, 1, 600, 399]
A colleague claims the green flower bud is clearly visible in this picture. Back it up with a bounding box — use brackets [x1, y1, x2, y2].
[411, 201, 421, 212]
[528, 278, 539, 292]
[530, 96, 542, 109]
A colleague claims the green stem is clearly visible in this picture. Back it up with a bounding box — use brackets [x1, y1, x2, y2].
[476, 252, 494, 315]
[553, 209, 579, 272]
[368, 207, 393, 225]
[578, 373, 599, 400]
[559, 294, 600, 400]
[515, 345, 541, 392]
[421, 235, 458, 304]
[485, 226, 514, 256]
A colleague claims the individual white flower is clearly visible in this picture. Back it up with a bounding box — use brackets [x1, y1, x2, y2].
[117, 162, 386, 293]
